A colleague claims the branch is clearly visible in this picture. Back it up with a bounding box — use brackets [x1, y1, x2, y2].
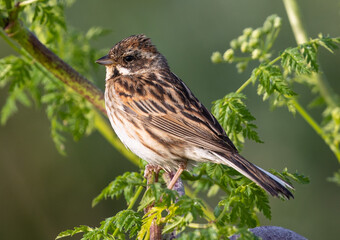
[3, 17, 106, 114]
[144, 167, 162, 240]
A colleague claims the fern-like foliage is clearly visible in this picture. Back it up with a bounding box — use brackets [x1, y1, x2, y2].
[0, 0, 109, 154]
[57, 167, 307, 240]
[212, 14, 340, 160]
[57, 164, 308, 240]
[92, 171, 145, 207]
[212, 92, 262, 150]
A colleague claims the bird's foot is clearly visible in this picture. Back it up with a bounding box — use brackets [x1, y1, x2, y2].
[144, 164, 162, 182]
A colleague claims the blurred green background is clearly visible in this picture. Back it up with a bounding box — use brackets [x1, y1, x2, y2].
[1, 0, 340, 239]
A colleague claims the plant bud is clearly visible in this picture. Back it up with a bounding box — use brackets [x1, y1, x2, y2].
[211, 52, 223, 63]
[252, 49, 262, 59]
[262, 21, 272, 33]
[249, 38, 259, 48]
[230, 39, 239, 49]
[273, 17, 282, 28]
[240, 42, 248, 53]
[251, 28, 262, 39]
[223, 49, 234, 62]
[243, 27, 253, 37]
[238, 35, 247, 43]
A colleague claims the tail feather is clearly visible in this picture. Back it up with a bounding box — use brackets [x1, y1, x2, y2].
[212, 152, 294, 199]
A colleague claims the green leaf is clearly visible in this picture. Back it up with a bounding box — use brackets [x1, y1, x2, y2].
[92, 171, 144, 207]
[281, 47, 313, 75]
[113, 210, 142, 238]
[56, 225, 92, 239]
[138, 206, 165, 240]
[162, 216, 186, 234]
[281, 168, 310, 184]
[212, 92, 262, 150]
[206, 164, 224, 180]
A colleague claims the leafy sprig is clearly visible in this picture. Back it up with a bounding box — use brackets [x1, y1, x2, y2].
[0, 0, 110, 153]
[212, 14, 340, 160]
[57, 166, 307, 240]
[212, 92, 262, 150]
[92, 171, 145, 207]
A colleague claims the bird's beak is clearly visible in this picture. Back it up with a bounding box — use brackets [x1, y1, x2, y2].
[95, 55, 114, 65]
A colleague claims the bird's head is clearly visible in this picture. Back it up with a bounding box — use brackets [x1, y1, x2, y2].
[96, 34, 169, 80]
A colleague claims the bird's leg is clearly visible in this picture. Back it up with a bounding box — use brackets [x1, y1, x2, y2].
[144, 164, 162, 182]
[167, 163, 186, 190]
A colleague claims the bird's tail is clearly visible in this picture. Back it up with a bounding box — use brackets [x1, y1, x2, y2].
[212, 152, 294, 199]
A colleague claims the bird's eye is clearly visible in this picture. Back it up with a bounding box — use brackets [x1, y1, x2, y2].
[124, 55, 135, 62]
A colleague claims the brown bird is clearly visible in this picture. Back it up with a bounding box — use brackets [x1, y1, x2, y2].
[96, 34, 293, 199]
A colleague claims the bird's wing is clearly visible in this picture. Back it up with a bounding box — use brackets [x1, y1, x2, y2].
[113, 73, 238, 154]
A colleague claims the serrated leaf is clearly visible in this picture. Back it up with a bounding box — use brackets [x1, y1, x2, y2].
[162, 216, 183, 234]
[56, 225, 92, 239]
[113, 210, 142, 238]
[92, 171, 144, 207]
[212, 92, 262, 150]
[206, 164, 223, 180]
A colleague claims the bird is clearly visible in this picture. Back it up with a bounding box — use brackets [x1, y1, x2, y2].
[96, 34, 294, 199]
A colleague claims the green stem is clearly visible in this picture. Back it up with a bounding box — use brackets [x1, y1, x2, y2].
[290, 99, 323, 136]
[112, 182, 146, 237]
[291, 98, 340, 160]
[283, 0, 339, 107]
[127, 184, 145, 210]
[215, 204, 229, 223]
[188, 223, 215, 229]
[235, 76, 252, 94]
[282, 0, 308, 44]
[283, 0, 340, 161]
[235, 55, 282, 94]
[267, 55, 282, 66]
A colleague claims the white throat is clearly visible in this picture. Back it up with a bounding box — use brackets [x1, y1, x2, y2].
[116, 65, 131, 75]
[105, 65, 131, 80]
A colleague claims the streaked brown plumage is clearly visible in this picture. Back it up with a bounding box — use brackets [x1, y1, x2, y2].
[96, 34, 294, 199]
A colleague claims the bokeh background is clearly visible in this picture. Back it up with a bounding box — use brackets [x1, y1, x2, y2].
[1, 0, 340, 239]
